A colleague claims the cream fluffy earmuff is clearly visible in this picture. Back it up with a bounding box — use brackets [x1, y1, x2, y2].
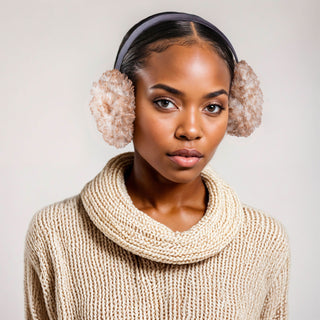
[89, 59, 263, 148]
[89, 70, 135, 148]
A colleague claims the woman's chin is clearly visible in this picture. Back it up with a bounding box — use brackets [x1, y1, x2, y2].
[155, 166, 205, 185]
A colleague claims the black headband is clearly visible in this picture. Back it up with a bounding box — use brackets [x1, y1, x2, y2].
[114, 12, 239, 70]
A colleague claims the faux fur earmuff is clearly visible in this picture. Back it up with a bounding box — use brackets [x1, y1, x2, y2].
[227, 60, 263, 137]
[89, 60, 263, 148]
[89, 70, 135, 148]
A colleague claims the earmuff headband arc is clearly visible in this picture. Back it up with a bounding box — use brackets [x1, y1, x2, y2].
[114, 12, 239, 70]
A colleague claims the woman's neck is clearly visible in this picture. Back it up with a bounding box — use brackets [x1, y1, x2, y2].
[125, 152, 208, 231]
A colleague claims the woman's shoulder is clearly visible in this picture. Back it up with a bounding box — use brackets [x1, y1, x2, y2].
[241, 203, 288, 236]
[239, 203, 290, 260]
[25, 195, 83, 251]
[29, 195, 81, 226]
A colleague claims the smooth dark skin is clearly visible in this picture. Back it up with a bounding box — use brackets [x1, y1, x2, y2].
[125, 43, 231, 232]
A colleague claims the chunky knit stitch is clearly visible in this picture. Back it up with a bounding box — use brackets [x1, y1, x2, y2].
[24, 152, 290, 319]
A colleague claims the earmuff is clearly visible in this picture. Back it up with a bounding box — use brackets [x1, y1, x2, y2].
[89, 12, 263, 148]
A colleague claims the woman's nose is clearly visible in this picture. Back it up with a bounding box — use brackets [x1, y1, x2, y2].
[174, 107, 203, 141]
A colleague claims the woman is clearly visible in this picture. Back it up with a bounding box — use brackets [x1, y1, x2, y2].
[24, 12, 290, 319]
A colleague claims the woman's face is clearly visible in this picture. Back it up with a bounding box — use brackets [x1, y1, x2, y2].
[133, 43, 231, 184]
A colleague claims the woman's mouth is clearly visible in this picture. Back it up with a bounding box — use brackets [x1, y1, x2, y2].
[167, 149, 203, 168]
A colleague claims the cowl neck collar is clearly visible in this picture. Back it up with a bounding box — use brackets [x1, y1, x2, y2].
[81, 152, 244, 264]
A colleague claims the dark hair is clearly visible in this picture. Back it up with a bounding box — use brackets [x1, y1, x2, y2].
[115, 14, 235, 85]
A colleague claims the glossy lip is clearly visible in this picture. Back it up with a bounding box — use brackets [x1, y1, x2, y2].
[167, 149, 203, 168]
[168, 149, 203, 158]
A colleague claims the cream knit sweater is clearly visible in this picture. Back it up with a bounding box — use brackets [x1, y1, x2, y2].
[24, 152, 290, 319]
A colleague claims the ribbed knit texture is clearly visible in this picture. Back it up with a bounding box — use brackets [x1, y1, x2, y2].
[24, 152, 290, 319]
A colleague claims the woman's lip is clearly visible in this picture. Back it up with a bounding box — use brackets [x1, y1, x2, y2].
[168, 149, 203, 157]
[168, 155, 201, 168]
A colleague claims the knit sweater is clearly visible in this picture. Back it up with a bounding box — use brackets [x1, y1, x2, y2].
[24, 152, 290, 320]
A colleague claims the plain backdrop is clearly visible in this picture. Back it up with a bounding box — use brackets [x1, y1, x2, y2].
[1, 0, 319, 318]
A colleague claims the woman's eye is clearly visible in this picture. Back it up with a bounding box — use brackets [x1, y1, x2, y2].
[154, 99, 175, 110]
[204, 104, 223, 114]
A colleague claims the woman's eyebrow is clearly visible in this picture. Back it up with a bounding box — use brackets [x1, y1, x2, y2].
[204, 89, 228, 98]
[150, 84, 183, 96]
[150, 84, 228, 98]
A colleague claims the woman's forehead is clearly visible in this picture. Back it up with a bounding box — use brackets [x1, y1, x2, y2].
[136, 44, 231, 90]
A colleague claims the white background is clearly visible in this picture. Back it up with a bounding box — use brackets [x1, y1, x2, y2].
[1, 0, 319, 318]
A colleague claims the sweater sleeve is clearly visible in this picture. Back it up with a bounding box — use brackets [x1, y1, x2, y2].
[24, 213, 55, 320]
[24, 254, 51, 320]
[260, 247, 291, 320]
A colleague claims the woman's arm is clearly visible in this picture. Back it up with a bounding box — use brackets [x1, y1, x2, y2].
[260, 250, 291, 320]
[24, 213, 55, 320]
[24, 254, 51, 320]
